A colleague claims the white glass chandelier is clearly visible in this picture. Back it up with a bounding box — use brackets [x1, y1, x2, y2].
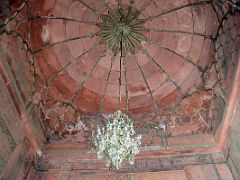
[94, 110, 141, 169]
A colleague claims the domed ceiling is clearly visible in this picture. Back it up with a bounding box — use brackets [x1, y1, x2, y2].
[1, 0, 240, 174]
[26, 0, 221, 143]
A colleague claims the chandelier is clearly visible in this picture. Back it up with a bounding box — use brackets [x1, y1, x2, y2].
[94, 110, 141, 169]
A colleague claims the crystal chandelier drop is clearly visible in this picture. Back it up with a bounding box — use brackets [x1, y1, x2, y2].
[94, 110, 141, 169]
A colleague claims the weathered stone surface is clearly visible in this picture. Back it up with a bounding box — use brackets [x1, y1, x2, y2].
[0, 115, 16, 174]
[36, 163, 233, 180]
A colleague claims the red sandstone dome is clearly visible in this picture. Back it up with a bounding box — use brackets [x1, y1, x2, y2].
[29, 0, 218, 119]
[1, 0, 240, 178]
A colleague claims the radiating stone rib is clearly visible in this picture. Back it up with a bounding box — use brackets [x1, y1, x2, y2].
[34, 33, 97, 54]
[144, 1, 207, 21]
[149, 29, 213, 40]
[144, 39, 203, 72]
[71, 49, 108, 103]
[28, 16, 96, 25]
[46, 44, 97, 88]
[98, 56, 116, 114]
[76, 0, 100, 16]
[133, 54, 159, 113]
[142, 48, 184, 96]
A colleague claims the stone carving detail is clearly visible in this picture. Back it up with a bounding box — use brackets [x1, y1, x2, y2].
[39, 102, 99, 144]
[97, 6, 147, 56]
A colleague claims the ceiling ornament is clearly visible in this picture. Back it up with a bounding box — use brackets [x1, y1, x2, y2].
[96, 6, 147, 56]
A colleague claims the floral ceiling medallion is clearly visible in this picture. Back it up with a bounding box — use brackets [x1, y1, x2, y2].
[96, 6, 147, 56]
